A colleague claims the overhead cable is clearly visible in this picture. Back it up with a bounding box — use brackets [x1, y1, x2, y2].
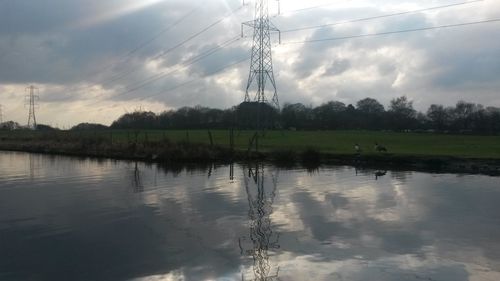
[83, 36, 242, 107]
[282, 18, 500, 44]
[281, 0, 484, 33]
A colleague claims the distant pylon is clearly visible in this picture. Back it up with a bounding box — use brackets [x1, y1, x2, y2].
[0, 104, 3, 124]
[242, 0, 281, 109]
[25, 85, 39, 129]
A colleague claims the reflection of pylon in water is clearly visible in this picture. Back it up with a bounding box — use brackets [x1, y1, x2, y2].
[132, 162, 144, 193]
[239, 164, 280, 281]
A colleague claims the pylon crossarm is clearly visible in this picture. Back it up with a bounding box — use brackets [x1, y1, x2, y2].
[268, 21, 280, 32]
[242, 20, 258, 28]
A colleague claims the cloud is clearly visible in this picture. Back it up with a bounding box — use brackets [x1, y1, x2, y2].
[323, 59, 351, 76]
[1, 0, 499, 126]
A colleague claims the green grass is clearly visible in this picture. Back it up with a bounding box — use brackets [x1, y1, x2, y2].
[2, 129, 500, 159]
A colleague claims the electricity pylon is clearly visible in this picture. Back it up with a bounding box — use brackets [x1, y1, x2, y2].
[242, 0, 280, 110]
[0, 104, 3, 124]
[25, 85, 39, 129]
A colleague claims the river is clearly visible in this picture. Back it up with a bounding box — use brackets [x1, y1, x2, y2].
[0, 151, 499, 281]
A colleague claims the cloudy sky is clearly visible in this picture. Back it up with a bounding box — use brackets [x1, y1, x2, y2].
[0, 0, 499, 127]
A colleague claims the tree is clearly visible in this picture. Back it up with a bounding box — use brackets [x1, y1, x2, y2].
[36, 124, 58, 131]
[111, 111, 158, 129]
[356, 98, 385, 114]
[389, 96, 416, 118]
[71, 123, 109, 131]
[426, 104, 450, 131]
[485, 107, 500, 133]
[313, 101, 346, 129]
[388, 96, 417, 130]
[282, 103, 312, 129]
[101, 98, 500, 134]
[235, 102, 278, 129]
[452, 101, 480, 132]
[0, 121, 21, 130]
[356, 97, 385, 130]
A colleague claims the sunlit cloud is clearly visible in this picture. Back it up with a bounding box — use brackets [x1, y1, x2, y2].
[1, 0, 500, 126]
[72, 0, 167, 29]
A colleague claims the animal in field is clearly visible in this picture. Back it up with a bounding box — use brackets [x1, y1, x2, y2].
[354, 143, 362, 154]
[374, 142, 388, 153]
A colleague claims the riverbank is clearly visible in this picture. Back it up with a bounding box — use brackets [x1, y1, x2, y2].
[1, 134, 499, 176]
[3, 129, 500, 157]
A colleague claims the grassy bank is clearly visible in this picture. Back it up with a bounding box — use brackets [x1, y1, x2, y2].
[3, 129, 499, 158]
[1, 129, 500, 175]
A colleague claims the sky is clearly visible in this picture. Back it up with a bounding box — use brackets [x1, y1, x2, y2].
[0, 0, 499, 127]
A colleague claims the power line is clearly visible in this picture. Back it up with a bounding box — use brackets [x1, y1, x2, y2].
[281, 0, 484, 33]
[275, 2, 337, 16]
[89, 5, 245, 89]
[71, 7, 199, 91]
[78, 56, 249, 113]
[122, 8, 200, 58]
[3, 104, 23, 118]
[20, 4, 247, 118]
[70, 0, 486, 96]
[99, 67, 142, 86]
[99, 7, 199, 74]
[82, 36, 242, 108]
[136, 56, 250, 102]
[282, 18, 500, 44]
[115, 37, 241, 98]
[151, 5, 244, 61]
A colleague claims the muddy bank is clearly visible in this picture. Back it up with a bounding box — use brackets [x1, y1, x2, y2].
[1, 139, 499, 176]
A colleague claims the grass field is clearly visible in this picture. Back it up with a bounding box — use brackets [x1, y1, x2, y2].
[2, 130, 500, 159]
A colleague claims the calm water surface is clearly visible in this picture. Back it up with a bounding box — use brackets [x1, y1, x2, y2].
[0, 151, 499, 281]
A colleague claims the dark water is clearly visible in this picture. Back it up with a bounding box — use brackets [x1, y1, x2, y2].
[1, 152, 499, 281]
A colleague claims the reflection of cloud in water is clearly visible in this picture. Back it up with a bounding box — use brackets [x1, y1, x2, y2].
[1, 152, 500, 280]
[269, 167, 500, 280]
[277, 253, 470, 281]
[130, 270, 186, 281]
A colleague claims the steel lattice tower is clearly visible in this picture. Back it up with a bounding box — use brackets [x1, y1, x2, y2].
[242, 0, 280, 109]
[25, 85, 39, 129]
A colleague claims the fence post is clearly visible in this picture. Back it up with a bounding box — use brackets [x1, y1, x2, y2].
[255, 133, 259, 152]
[144, 132, 149, 148]
[208, 130, 214, 146]
[247, 132, 259, 155]
[230, 128, 234, 152]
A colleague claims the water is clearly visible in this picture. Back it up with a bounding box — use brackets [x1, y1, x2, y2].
[0, 151, 499, 281]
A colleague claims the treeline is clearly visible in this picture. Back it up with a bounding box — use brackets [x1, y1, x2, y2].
[109, 97, 500, 134]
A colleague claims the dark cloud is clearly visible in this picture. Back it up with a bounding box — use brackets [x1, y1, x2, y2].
[187, 45, 248, 76]
[323, 59, 351, 76]
[1, 0, 499, 125]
